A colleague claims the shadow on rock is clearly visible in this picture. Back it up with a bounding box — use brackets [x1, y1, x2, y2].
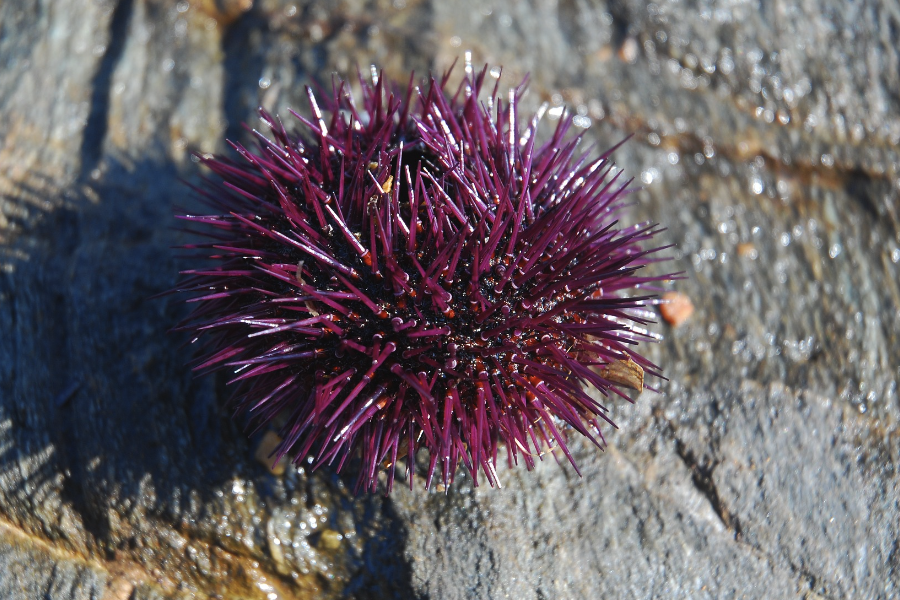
[0, 153, 419, 598]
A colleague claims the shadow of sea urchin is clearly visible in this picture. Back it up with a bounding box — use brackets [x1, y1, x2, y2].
[174, 65, 672, 493]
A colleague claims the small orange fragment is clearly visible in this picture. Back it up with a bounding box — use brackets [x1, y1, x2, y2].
[660, 291, 694, 327]
[736, 242, 758, 259]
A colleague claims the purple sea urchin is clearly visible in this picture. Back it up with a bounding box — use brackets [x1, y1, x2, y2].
[175, 65, 670, 493]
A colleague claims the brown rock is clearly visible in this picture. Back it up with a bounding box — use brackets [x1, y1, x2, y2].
[2, 0, 899, 598]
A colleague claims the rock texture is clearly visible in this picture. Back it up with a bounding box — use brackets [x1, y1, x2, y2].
[1, 0, 898, 598]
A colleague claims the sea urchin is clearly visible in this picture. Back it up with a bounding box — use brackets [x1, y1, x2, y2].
[175, 65, 670, 493]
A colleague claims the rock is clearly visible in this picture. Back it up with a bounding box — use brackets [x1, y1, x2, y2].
[1, 0, 898, 598]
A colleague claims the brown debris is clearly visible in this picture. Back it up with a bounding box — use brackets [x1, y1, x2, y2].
[318, 529, 343, 550]
[599, 357, 644, 392]
[196, 0, 253, 26]
[660, 291, 694, 327]
[255, 431, 287, 476]
[736, 242, 758, 259]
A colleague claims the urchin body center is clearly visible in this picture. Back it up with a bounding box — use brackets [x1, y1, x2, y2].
[272, 185, 579, 400]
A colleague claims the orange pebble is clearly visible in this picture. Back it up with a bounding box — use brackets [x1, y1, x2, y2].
[660, 291, 694, 327]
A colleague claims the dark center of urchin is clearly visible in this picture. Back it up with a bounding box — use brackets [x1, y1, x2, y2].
[282, 152, 534, 382]
[175, 66, 671, 494]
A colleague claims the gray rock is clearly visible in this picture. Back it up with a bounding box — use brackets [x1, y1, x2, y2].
[0, 0, 897, 598]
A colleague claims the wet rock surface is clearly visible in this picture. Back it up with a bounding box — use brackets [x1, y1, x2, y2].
[1, 0, 898, 598]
